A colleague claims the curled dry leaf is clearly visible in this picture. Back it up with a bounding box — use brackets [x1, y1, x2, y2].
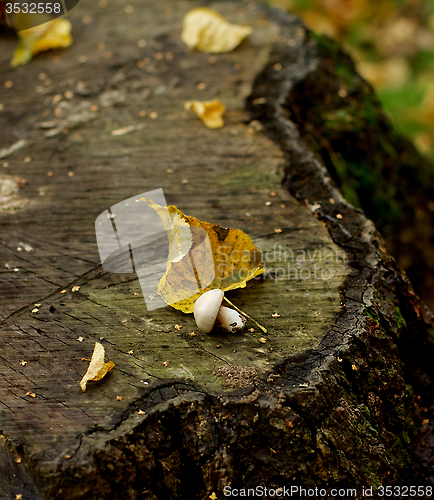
[11, 17, 73, 67]
[181, 7, 252, 53]
[80, 342, 115, 392]
[185, 100, 226, 129]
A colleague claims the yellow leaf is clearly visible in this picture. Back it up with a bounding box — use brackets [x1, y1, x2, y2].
[11, 17, 73, 67]
[80, 342, 115, 392]
[181, 7, 252, 53]
[185, 99, 226, 129]
[142, 198, 193, 263]
[140, 199, 264, 313]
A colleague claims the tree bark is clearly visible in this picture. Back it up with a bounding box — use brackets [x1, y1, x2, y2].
[0, 0, 433, 499]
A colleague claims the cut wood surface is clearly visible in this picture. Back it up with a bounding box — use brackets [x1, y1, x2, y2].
[0, 0, 433, 499]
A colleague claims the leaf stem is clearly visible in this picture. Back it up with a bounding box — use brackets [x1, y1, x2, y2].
[223, 297, 267, 334]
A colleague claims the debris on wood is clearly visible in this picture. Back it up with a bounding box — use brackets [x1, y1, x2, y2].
[0, 139, 27, 159]
[111, 124, 146, 136]
[0, 174, 29, 212]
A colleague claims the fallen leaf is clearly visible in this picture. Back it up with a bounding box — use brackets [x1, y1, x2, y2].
[271, 312, 280, 318]
[138, 409, 146, 415]
[181, 7, 252, 53]
[79, 342, 115, 392]
[11, 17, 73, 67]
[185, 99, 226, 129]
[140, 199, 264, 313]
[141, 198, 193, 266]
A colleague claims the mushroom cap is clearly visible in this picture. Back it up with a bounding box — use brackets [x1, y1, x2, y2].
[193, 289, 224, 333]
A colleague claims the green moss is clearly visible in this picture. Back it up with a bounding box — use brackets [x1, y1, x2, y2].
[387, 433, 410, 469]
[364, 307, 380, 322]
[394, 307, 407, 330]
[285, 31, 434, 307]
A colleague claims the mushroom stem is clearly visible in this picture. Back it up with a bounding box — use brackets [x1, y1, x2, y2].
[217, 306, 246, 332]
[223, 297, 267, 333]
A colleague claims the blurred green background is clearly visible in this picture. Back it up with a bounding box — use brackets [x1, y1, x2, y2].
[268, 0, 434, 162]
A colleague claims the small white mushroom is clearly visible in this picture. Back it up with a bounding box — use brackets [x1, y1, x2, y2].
[193, 289, 246, 333]
[216, 305, 246, 332]
[194, 289, 224, 333]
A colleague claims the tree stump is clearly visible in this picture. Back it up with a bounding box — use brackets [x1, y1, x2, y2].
[0, 0, 433, 498]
